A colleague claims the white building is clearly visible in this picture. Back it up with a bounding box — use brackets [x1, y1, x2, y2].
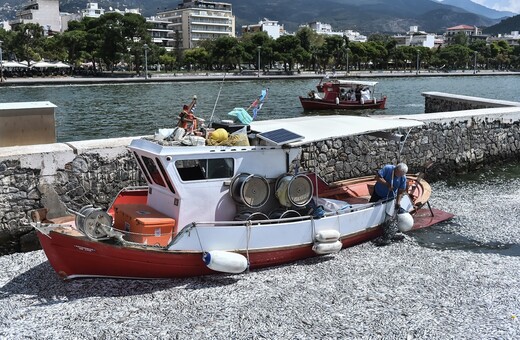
[345, 30, 367, 43]
[489, 31, 520, 46]
[11, 0, 61, 34]
[307, 22, 343, 36]
[304, 22, 366, 42]
[242, 18, 284, 39]
[393, 26, 435, 48]
[82, 2, 105, 18]
[156, 0, 235, 50]
[147, 17, 175, 51]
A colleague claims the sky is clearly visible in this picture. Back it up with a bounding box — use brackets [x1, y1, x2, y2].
[471, 0, 520, 13]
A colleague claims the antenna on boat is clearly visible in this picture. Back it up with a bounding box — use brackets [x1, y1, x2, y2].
[209, 69, 227, 126]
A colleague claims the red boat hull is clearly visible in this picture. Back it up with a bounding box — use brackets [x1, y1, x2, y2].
[299, 96, 387, 110]
[36, 226, 382, 279]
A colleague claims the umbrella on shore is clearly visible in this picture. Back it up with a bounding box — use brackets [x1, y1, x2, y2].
[0, 61, 28, 68]
[31, 61, 57, 68]
[54, 61, 71, 68]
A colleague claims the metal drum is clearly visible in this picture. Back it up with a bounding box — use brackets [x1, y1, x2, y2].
[234, 211, 269, 221]
[230, 173, 270, 208]
[275, 174, 313, 208]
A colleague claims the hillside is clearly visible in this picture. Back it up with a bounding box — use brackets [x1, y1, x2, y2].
[0, 0, 500, 34]
[439, 0, 517, 19]
[483, 14, 520, 34]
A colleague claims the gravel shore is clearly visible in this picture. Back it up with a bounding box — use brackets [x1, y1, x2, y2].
[1, 178, 519, 339]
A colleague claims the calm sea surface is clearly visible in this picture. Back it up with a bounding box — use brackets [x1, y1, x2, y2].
[0, 75, 519, 142]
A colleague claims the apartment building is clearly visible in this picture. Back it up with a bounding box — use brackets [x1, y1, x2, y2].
[242, 18, 284, 39]
[11, 0, 61, 34]
[156, 0, 235, 50]
[445, 25, 483, 44]
[393, 26, 436, 48]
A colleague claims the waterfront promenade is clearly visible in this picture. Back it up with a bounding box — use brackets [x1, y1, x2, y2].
[1, 69, 519, 87]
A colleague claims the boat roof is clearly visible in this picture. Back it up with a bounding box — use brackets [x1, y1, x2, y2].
[250, 115, 424, 146]
[328, 79, 379, 87]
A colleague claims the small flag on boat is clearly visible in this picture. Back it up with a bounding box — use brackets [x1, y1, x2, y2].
[228, 89, 268, 125]
[250, 89, 269, 120]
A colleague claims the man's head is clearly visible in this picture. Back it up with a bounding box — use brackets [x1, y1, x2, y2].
[395, 163, 408, 177]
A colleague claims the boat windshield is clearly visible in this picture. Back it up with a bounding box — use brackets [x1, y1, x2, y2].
[175, 158, 234, 181]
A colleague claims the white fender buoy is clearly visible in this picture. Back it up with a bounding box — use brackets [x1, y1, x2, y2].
[314, 230, 340, 243]
[312, 240, 342, 254]
[202, 250, 248, 274]
[397, 212, 414, 232]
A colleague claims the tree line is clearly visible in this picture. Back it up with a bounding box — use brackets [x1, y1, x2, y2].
[1, 12, 519, 74]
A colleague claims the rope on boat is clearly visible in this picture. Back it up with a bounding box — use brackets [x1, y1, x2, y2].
[192, 222, 205, 252]
[245, 220, 252, 272]
[209, 71, 227, 125]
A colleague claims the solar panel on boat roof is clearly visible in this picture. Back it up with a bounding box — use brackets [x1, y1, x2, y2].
[257, 128, 304, 145]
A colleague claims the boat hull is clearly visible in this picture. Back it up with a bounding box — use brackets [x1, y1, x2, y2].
[36, 225, 381, 280]
[299, 96, 387, 110]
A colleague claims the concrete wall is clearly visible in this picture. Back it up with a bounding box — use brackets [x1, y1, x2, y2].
[0, 101, 57, 147]
[423, 92, 520, 113]
[1, 93, 520, 254]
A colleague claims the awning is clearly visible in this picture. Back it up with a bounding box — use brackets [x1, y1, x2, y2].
[0, 61, 28, 68]
[31, 61, 58, 68]
[53, 61, 71, 68]
[249, 115, 424, 146]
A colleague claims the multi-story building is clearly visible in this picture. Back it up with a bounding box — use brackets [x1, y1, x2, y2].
[445, 24, 483, 44]
[393, 26, 436, 48]
[488, 31, 520, 46]
[242, 18, 284, 39]
[82, 2, 105, 18]
[303, 22, 366, 42]
[148, 17, 175, 51]
[156, 0, 235, 50]
[307, 21, 343, 37]
[11, 0, 61, 34]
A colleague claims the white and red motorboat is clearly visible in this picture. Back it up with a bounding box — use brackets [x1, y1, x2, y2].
[300, 80, 387, 111]
[33, 116, 452, 280]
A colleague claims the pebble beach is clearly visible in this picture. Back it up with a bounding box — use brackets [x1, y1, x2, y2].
[1, 177, 519, 339]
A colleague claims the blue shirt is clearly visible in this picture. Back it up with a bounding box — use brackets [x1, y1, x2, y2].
[374, 165, 406, 199]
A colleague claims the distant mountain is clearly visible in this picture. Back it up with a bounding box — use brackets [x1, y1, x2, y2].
[437, 0, 517, 19]
[0, 0, 501, 34]
[483, 14, 520, 34]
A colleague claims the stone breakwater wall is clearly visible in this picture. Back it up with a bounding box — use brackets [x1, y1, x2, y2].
[423, 91, 520, 113]
[1, 94, 520, 254]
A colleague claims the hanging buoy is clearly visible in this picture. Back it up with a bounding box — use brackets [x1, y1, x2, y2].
[397, 212, 414, 232]
[314, 230, 340, 243]
[312, 240, 342, 254]
[202, 250, 248, 274]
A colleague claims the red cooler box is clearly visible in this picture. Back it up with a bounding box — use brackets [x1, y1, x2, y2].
[113, 204, 176, 246]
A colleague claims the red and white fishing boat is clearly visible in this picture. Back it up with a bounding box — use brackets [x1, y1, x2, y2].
[300, 80, 387, 111]
[33, 116, 452, 280]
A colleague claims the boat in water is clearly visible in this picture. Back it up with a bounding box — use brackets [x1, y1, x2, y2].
[300, 80, 387, 111]
[33, 115, 452, 280]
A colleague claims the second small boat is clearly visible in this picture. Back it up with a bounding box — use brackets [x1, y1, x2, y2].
[299, 79, 387, 111]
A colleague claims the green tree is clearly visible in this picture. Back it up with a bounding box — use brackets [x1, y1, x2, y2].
[11, 23, 45, 64]
[274, 35, 301, 71]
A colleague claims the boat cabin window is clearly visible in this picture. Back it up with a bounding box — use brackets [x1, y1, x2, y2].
[175, 158, 234, 181]
[141, 156, 166, 187]
[133, 151, 153, 185]
[155, 157, 175, 193]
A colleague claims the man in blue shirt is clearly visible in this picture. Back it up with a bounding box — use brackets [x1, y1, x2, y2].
[370, 163, 408, 246]
[370, 163, 408, 206]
